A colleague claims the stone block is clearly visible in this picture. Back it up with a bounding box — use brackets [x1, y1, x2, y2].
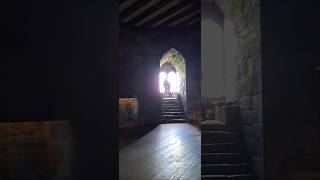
[252, 94, 262, 110]
[215, 105, 227, 123]
[253, 156, 264, 180]
[24, 137, 47, 150]
[8, 137, 24, 152]
[9, 123, 34, 137]
[23, 150, 49, 169]
[236, 78, 261, 97]
[252, 124, 263, 139]
[237, 56, 261, 80]
[241, 110, 258, 124]
[252, 77, 262, 95]
[0, 125, 9, 139]
[34, 122, 49, 137]
[238, 96, 252, 110]
[243, 124, 255, 138]
[255, 137, 264, 157]
[251, 0, 260, 7]
[253, 57, 262, 77]
[9, 152, 26, 176]
[0, 139, 9, 153]
[244, 136, 256, 154]
[236, 62, 245, 80]
[235, 79, 250, 97]
[48, 147, 65, 171]
[0, 152, 10, 171]
[48, 122, 71, 142]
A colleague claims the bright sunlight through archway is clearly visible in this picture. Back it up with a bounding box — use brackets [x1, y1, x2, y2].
[159, 71, 180, 93]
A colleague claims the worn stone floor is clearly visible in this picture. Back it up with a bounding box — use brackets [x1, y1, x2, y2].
[119, 123, 201, 180]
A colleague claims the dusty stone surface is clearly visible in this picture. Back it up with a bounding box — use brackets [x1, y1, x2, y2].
[215, 0, 264, 178]
[0, 121, 74, 180]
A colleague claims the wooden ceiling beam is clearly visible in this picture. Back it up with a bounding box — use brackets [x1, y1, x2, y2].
[160, 1, 200, 27]
[132, 0, 184, 27]
[119, 0, 139, 13]
[143, 0, 197, 28]
[120, 0, 160, 23]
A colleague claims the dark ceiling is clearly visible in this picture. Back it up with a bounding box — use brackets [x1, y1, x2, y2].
[119, 0, 201, 30]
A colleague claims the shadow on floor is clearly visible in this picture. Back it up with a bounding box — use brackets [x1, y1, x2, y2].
[119, 124, 158, 148]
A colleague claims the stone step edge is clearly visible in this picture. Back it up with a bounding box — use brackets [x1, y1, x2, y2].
[202, 143, 242, 146]
[201, 174, 255, 178]
[202, 163, 251, 167]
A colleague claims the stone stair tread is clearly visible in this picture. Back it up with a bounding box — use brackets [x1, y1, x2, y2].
[202, 143, 242, 145]
[201, 153, 249, 163]
[202, 131, 234, 134]
[202, 120, 224, 125]
[202, 174, 255, 176]
[202, 153, 242, 155]
[161, 120, 186, 123]
[202, 163, 251, 166]
[202, 135, 240, 143]
[202, 163, 253, 175]
[202, 143, 245, 153]
[162, 112, 184, 114]
[162, 109, 184, 111]
[162, 117, 186, 119]
[162, 106, 183, 108]
[161, 119, 186, 121]
[201, 174, 256, 180]
[201, 116, 255, 179]
[162, 114, 185, 116]
[201, 125, 231, 131]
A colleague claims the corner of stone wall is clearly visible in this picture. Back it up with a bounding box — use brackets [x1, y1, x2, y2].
[222, 0, 264, 179]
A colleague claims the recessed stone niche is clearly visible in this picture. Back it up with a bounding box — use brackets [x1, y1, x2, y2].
[119, 98, 140, 128]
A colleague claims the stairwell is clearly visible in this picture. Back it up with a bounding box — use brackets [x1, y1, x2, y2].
[161, 97, 186, 123]
[201, 121, 256, 180]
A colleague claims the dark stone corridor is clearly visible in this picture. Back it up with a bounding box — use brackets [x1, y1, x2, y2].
[3, 0, 320, 179]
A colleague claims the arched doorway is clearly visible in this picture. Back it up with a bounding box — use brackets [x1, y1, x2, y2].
[159, 48, 187, 114]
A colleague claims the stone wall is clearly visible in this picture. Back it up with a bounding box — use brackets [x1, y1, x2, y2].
[0, 121, 74, 180]
[215, 0, 264, 178]
[119, 28, 161, 126]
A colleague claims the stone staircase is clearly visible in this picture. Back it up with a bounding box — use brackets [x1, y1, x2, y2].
[161, 98, 186, 123]
[201, 121, 256, 180]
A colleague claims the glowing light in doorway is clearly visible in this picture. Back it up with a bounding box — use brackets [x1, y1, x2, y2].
[159, 71, 167, 93]
[167, 71, 180, 93]
[159, 71, 180, 93]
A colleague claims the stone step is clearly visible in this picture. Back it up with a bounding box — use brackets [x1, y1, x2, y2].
[201, 131, 240, 143]
[162, 115, 185, 118]
[201, 174, 256, 180]
[162, 102, 181, 104]
[162, 111, 184, 114]
[162, 107, 182, 110]
[161, 119, 186, 123]
[162, 114, 185, 117]
[162, 99, 179, 102]
[162, 111, 185, 115]
[201, 124, 231, 131]
[162, 104, 181, 107]
[201, 163, 252, 175]
[162, 105, 182, 108]
[161, 117, 186, 120]
[202, 153, 249, 164]
[202, 143, 245, 153]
